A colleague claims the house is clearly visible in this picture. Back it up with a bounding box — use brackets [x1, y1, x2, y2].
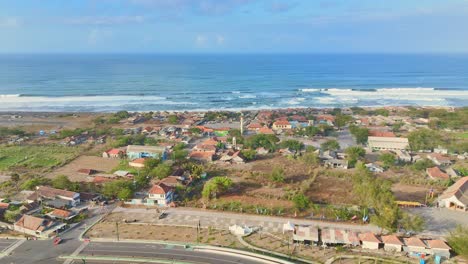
[77, 168, 97, 175]
[256, 147, 269, 155]
[159, 176, 183, 187]
[426, 167, 449, 180]
[48, 208, 76, 221]
[324, 159, 348, 169]
[381, 235, 404, 252]
[359, 232, 381, 250]
[129, 158, 146, 168]
[102, 148, 125, 158]
[404, 237, 427, 254]
[316, 115, 335, 126]
[368, 130, 396, 137]
[427, 153, 452, 166]
[147, 183, 174, 206]
[35, 186, 80, 207]
[272, 120, 292, 130]
[368, 136, 409, 150]
[14, 214, 65, 238]
[292, 226, 319, 243]
[365, 163, 384, 173]
[219, 151, 245, 164]
[395, 150, 412, 162]
[189, 151, 214, 162]
[258, 127, 275, 135]
[426, 240, 451, 259]
[437, 176, 468, 211]
[126, 145, 167, 160]
[247, 123, 263, 131]
[321, 228, 360, 246]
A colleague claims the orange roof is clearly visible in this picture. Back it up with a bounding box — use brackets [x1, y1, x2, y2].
[369, 130, 396, 137]
[274, 120, 290, 126]
[426, 240, 451, 250]
[429, 153, 451, 162]
[439, 176, 468, 199]
[51, 208, 73, 218]
[317, 115, 335, 122]
[258, 127, 274, 134]
[381, 235, 403, 245]
[0, 202, 9, 209]
[247, 123, 263, 129]
[131, 158, 146, 164]
[107, 148, 123, 155]
[426, 167, 449, 179]
[359, 232, 381, 243]
[202, 138, 219, 146]
[405, 237, 426, 248]
[148, 183, 173, 195]
[93, 176, 114, 184]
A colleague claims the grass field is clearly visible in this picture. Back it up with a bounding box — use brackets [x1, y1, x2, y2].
[0, 145, 82, 171]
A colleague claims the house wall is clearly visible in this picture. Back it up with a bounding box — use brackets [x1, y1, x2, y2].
[362, 241, 379, 250]
[13, 225, 45, 238]
[430, 249, 450, 259]
[439, 196, 467, 211]
[384, 244, 402, 252]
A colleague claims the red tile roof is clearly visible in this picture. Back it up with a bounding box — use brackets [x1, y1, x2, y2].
[107, 148, 123, 155]
[381, 235, 403, 245]
[148, 183, 173, 195]
[426, 167, 449, 180]
[258, 127, 274, 134]
[131, 158, 146, 164]
[405, 237, 426, 248]
[359, 232, 381, 243]
[369, 130, 396, 137]
[426, 240, 451, 250]
[50, 208, 73, 218]
[274, 120, 291, 126]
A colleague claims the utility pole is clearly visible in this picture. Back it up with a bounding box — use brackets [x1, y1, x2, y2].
[116, 222, 119, 241]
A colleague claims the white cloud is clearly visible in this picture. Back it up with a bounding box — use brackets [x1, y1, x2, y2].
[216, 35, 225, 45]
[67, 16, 145, 25]
[87, 28, 113, 45]
[195, 34, 207, 46]
[0, 17, 20, 28]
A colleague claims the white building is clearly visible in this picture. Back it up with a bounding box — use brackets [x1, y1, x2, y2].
[359, 232, 381, 250]
[147, 183, 174, 206]
[368, 136, 409, 151]
[438, 177, 468, 211]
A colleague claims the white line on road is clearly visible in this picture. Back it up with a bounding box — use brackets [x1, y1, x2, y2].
[0, 239, 26, 259]
[63, 242, 89, 264]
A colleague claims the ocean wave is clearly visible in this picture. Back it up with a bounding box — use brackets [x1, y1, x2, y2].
[0, 94, 22, 98]
[238, 95, 257, 99]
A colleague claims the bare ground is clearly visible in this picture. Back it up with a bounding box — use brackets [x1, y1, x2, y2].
[46, 155, 120, 182]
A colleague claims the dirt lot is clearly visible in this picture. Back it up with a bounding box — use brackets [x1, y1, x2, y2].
[391, 183, 434, 203]
[46, 155, 120, 182]
[86, 222, 243, 248]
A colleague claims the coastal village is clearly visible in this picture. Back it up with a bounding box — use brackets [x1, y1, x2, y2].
[0, 106, 466, 263]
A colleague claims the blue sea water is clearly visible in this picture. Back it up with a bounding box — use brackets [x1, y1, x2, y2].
[0, 53, 467, 112]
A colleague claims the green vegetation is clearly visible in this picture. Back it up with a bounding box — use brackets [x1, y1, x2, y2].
[240, 149, 256, 161]
[349, 125, 369, 145]
[408, 129, 441, 151]
[20, 176, 50, 190]
[411, 158, 435, 171]
[269, 166, 285, 183]
[112, 134, 146, 148]
[0, 145, 81, 171]
[300, 152, 320, 166]
[3, 210, 20, 223]
[345, 146, 366, 168]
[280, 139, 304, 153]
[379, 153, 396, 169]
[292, 193, 311, 211]
[202, 176, 233, 200]
[334, 114, 352, 129]
[168, 115, 179, 124]
[244, 134, 279, 151]
[228, 129, 244, 144]
[149, 163, 172, 179]
[399, 213, 425, 233]
[52, 175, 80, 192]
[321, 139, 340, 151]
[447, 225, 468, 259]
[427, 108, 468, 130]
[102, 179, 134, 200]
[0, 127, 26, 137]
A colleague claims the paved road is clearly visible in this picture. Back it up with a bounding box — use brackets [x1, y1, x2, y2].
[408, 207, 468, 236]
[113, 207, 381, 233]
[76, 242, 268, 264]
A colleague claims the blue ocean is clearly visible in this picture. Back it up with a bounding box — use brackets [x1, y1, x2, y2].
[0, 54, 467, 112]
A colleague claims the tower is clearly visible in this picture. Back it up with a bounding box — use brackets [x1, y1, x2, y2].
[240, 113, 244, 135]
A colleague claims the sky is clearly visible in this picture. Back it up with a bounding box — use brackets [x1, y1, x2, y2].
[1, 0, 468, 53]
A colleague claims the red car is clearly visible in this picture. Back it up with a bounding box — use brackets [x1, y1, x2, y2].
[53, 237, 62, 245]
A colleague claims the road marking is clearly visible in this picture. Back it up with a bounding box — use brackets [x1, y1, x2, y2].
[0, 239, 26, 259]
[63, 242, 89, 264]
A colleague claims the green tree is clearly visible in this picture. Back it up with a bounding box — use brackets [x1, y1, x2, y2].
[305, 146, 316, 153]
[115, 110, 130, 119]
[245, 134, 279, 151]
[150, 164, 172, 179]
[408, 129, 441, 151]
[102, 180, 134, 199]
[301, 152, 320, 165]
[117, 188, 134, 200]
[411, 158, 435, 171]
[3, 210, 20, 223]
[379, 153, 396, 168]
[240, 149, 256, 161]
[228, 129, 244, 144]
[335, 114, 352, 129]
[269, 166, 285, 183]
[173, 150, 188, 161]
[392, 122, 404, 133]
[374, 108, 390, 117]
[447, 225, 468, 259]
[188, 163, 204, 180]
[202, 176, 233, 200]
[321, 139, 340, 151]
[345, 146, 366, 167]
[189, 127, 202, 135]
[399, 213, 425, 233]
[303, 126, 320, 137]
[349, 125, 369, 145]
[20, 177, 50, 190]
[292, 193, 311, 211]
[280, 140, 304, 153]
[168, 115, 179, 124]
[52, 175, 80, 191]
[144, 158, 160, 171]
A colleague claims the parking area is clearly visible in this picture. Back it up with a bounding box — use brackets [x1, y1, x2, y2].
[408, 207, 468, 236]
[0, 239, 19, 252]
